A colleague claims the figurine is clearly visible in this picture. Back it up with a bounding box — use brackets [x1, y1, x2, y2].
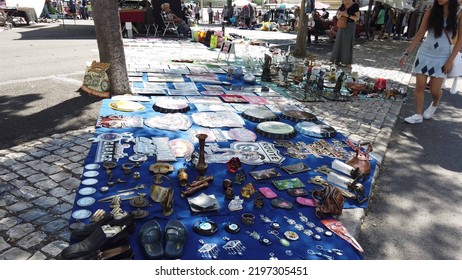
[261, 54, 272, 82]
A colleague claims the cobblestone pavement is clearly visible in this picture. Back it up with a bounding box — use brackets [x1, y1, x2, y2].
[0, 24, 452, 260]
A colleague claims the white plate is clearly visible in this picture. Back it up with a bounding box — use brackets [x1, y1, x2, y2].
[71, 209, 92, 220]
[78, 187, 97, 196]
[77, 197, 96, 207]
[81, 178, 98, 186]
[83, 171, 99, 178]
[85, 163, 100, 170]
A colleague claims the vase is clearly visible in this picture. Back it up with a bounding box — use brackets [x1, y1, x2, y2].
[195, 133, 208, 178]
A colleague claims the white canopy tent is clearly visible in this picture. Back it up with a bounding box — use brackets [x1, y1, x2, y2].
[232, 0, 257, 8]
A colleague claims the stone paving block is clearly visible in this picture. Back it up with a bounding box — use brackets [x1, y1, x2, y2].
[0, 182, 14, 193]
[60, 177, 81, 190]
[26, 173, 49, 184]
[63, 163, 83, 175]
[28, 162, 50, 171]
[0, 217, 21, 231]
[19, 209, 49, 223]
[29, 250, 48, 260]
[17, 167, 39, 178]
[34, 214, 55, 225]
[58, 230, 71, 242]
[17, 231, 48, 250]
[6, 223, 35, 240]
[0, 237, 11, 253]
[49, 139, 66, 146]
[40, 165, 63, 175]
[24, 159, 43, 168]
[0, 168, 9, 176]
[9, 162, 28, 172]
[6, 201, 33, 213]
[62, 194, 76, 205]
[69, 145, 88, 153]
[18, 186, 46, 200]
[34, 179, 59, 191]
[52, 148, 69, 156]
[49, 171, 72, 182]
[50, 203, 73, 215]
[32, 196, 60, 209]
[41, 154, 64, 163]
[0, 172, 19, 182]
[68, 154, 86, 163]
[53, 158, 71, 166]
[41, 240, 68, 258]
[5, 151, 28, 159]
[0, 209, 6, 219]
[42, 218, 69, 234]
[49, 187, 71, 198]
[27, 149, 51, 158]
[0, 158, 16, 167]
[0, 193, 18, 207]
[0, 247, 32, 260]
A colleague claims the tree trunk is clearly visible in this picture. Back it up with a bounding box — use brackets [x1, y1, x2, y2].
[92, 0, 131, 96]
[293, 0, 307, 58]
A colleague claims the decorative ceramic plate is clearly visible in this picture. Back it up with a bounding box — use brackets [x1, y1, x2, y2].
[255, 121, 296, 140]
[280, 109, 317, 122]
[168, 139, 194, 158]
[96, 133, 123, 142]
[81, 178, 98, 186]
[109, 100, 145, 112]
[295, 121, 337, 138]
[152, 100, 190, 113]
[83, 171, 99, 178]
[227, 127, 257, 142]
[77, 197, 96, 207]
[84, 163, 100, 170]
[71, 209, 92, 220]
[241, 108, 278, 123]
[144, 113, 192, 131]
[78, 187, 97, 196]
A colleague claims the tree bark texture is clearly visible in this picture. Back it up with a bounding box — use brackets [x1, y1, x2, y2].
[92, 0, 131, 96]
[293, 0, 307, 58]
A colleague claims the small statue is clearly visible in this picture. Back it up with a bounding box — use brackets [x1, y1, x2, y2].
[333, 71, 345, 98]
[261, 54, 272, 82]
[317, 70, 325, 90]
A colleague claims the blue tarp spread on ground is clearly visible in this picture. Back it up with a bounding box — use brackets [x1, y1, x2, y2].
[70, 74, 374, 260]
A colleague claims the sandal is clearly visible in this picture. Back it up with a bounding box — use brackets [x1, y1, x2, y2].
[164, 220, 187, 259]
[139, 219, 163, 259]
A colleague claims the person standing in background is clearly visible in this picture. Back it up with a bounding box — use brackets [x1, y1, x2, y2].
[207, 3, 213, 24]
[374, 4, 385, 39]
[399, 0, 462, 124]
[86, 1, 92, 20]
[194, 2, 200, 24]
[330, 0, 360, 68]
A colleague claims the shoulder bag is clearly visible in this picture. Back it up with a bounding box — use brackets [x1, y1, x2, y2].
[443, 29, 462, 77]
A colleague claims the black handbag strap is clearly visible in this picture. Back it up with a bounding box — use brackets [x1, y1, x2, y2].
[443, 29, 453, 46]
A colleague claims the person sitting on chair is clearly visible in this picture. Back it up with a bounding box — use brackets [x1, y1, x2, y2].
[161, 2, 188, 36]
[307, 12, 327, 44]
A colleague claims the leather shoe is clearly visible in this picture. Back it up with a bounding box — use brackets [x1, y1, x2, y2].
[60, 226, 106, 260]
[71, 214, 135, 242]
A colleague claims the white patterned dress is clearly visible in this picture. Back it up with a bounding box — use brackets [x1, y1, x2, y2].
[412, 28, 453, 78]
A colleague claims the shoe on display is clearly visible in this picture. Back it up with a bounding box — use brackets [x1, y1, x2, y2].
[404, 114, 423, 124]
[423, 104, 437, 119]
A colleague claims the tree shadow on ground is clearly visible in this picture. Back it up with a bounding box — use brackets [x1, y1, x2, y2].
[0, 92, 101, 149]
[16, 22, 96, 40]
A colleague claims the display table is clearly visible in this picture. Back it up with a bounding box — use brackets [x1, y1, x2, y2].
[70, 72, 374, 260]
[119, 9, 147, 38]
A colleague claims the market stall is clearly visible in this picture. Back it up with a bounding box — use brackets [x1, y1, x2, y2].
[64, 63, 374, 260]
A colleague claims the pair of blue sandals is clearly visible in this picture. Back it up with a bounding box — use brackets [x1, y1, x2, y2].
[139, 219, 186, 259]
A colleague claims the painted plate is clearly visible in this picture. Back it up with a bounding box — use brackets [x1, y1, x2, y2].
[97, 133, 123, 142]
[81, 178, 98, 186]
[84, 163, 100, 170]
[109, 100, 145, 112]
[83, 171, 99, 178]
[255, 121, 296, 140]
[71, 209, 92, 220]
[78, 187, 97, 196]
[77, 197, 96, 207]
[169, 139, 194, 158]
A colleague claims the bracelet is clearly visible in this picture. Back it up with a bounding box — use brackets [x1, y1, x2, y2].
[241, 213, 255, 225]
